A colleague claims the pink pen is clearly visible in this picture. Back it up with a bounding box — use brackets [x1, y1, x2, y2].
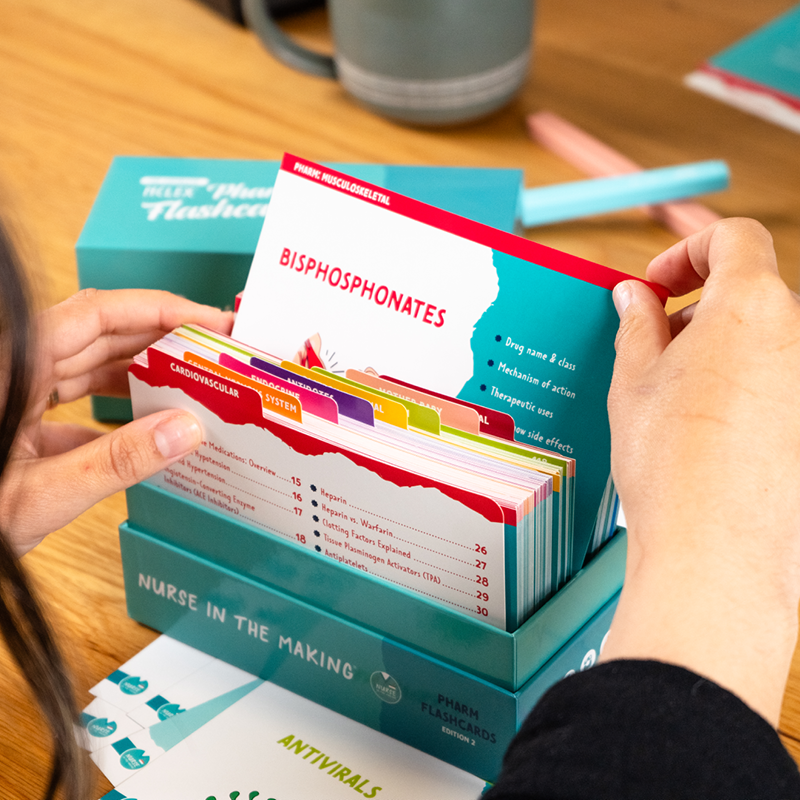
[527, 111, 721, 238]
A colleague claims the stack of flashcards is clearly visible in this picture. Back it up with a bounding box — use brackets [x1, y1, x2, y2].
[131, 324, 571, 631]
[82, 636, 485, 799]
[130, 154, 664, 632]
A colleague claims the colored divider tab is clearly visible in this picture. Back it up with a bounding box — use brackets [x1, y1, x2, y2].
[181, 324, 259, 359]
[282, 362, 409, 429]
[382, 374, 517, 441]
[132, 348, 267, 431]
[219, 352, 339, 424]
[251, 355, 374, 426]
[185, 352, 302, 423]
[330, 370, 440, 434]
[172, 326, 339, 422]
[348, 369, 481, 435]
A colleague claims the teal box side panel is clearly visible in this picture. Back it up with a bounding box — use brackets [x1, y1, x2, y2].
[76, 248, 251, 311]
[120, 522, 518, 781]
[512, 537, 624, 683]
[76, 157, 280, 254]
[515, 596, 619, 725]
[125, 481, 627, 689]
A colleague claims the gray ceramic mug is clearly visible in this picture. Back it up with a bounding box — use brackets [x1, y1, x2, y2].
[242, 0, 535, 125]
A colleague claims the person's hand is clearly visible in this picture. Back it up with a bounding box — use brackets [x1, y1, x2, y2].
[0, 288, 234, 556]
[602, 218, 800, 725]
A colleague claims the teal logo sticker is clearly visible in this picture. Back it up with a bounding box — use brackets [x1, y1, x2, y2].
[156, 702, 184, 721]
[119, 748, 150, 770]
[86, 717, 117, 738]
[370, 672, 402, 704]
[119, 675, 148, 695]
[580, 649, 597, 671]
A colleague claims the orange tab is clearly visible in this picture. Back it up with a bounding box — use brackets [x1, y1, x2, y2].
[185, 352, 302, 423]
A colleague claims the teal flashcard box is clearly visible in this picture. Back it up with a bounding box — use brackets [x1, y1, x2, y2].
[121, 481, 625, 781]
[126, 481, 624, 691]
[112, 154, 629, 780]
[120, 522, 620, 782]
[76, 157, 523, 421]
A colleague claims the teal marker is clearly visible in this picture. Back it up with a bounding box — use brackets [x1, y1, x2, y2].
[520, 159, 729, 227]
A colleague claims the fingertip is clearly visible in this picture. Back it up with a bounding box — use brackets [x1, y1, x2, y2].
[220, 309, 236, 335]
[613, 280, 663, 318]
[611, 280, 672, 382]
[613, 282, 633, 317]
[152, 411, 203, 460]
[195, 306, 235, 335]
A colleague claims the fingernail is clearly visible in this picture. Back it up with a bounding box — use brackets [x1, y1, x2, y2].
[153, 414, 202, 459]
[613, 283, 632, 317]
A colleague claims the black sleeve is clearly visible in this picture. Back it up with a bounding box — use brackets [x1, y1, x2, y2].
[485, 659, 800, 800]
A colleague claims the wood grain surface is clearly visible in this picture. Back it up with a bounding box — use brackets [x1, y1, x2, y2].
[1, 0, 799, 795]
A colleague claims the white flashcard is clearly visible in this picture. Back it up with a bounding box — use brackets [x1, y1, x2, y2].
[127, 658, 258, 728]
[89, 635, 214, 712]
[106, 680, 486, 800]
[77, 697, 143, 753]
[91, 678, 262, 785]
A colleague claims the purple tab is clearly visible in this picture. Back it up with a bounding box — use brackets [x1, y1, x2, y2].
[251, 356, 374, 426]
[220, 353, 339, 424]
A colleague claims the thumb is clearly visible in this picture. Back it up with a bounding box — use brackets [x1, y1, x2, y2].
[58, 409, 203, 509]
[5, 410, 202, 553]
[610, 280, 672, 397]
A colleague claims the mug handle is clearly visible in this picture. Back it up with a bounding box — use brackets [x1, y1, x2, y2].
[241, 0, 337, 79]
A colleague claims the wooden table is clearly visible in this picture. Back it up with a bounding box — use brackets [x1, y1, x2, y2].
[1, 0, 799, 795]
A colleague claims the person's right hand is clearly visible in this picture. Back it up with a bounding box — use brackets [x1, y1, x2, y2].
[602, 218, 800, 726]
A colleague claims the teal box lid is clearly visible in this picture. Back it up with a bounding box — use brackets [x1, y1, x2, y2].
[77, 156, 523, 420]
[125, 480, 626, 691]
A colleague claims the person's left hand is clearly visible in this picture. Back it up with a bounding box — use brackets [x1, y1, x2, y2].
[0, 288, 235, 555]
